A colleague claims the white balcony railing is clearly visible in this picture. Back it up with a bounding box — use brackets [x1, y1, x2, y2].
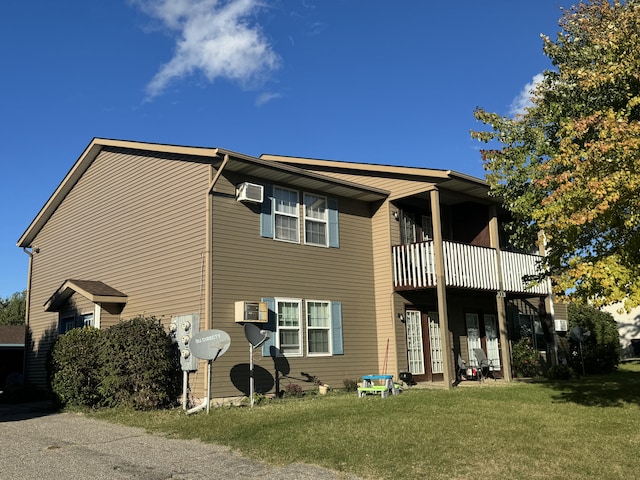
[392, 241, 550, 295]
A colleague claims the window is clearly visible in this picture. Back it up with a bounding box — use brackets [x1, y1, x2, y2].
[307, 301, 331, 355]
[274, 186, 299, 242]
[304, 194, 328, 246]
[261, 298, 343, 357]
[276, 299, 302, 355]
[59, 312, 94, 333]
[260, 184, 340, 248]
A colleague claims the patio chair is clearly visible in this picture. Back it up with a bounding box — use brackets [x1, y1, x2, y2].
[457, 354, 468, 381]
[473, 348, 496, 381]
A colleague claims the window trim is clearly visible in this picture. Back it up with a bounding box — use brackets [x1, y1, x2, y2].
[273, 186, 300, 243]
[306, 299, 332, 356]
[303, 193, 328, 247]
[275, 298, 303, 356]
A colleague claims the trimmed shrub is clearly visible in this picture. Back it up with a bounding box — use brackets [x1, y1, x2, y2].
[343, 378, 358, 392]
[511, 337, 542, 377]
[283, 382, 304, 397]
[568, 303, 620, 374]
[49, 327, 103, 407]
[98, 315, 180, 410]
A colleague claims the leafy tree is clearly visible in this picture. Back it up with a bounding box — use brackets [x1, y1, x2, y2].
[0, 291, 26, 325]
[568, 303, 620, 374]
[472, 0, 640, 309]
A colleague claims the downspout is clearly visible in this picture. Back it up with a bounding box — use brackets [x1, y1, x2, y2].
[21, 246, 38, 382]
[186, 153, 228, 415]
[205, 153, 228, 330]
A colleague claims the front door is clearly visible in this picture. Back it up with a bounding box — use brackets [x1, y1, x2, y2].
[405, 309, 443, 381]
[466, 312, 501, 372]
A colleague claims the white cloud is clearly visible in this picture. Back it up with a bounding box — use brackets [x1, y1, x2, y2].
[255, 91, 282, 106]
[509, 73, 544, 117]
[132, 0, 281, 99]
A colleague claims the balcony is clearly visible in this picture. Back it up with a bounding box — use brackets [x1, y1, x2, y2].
[392, 241, 550, 295]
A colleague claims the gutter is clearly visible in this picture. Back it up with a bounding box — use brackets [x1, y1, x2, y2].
[21, 246, 38, 382]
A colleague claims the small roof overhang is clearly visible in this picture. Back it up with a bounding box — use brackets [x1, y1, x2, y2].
[0, 325, 26, 347]
[17, 138, 390, 248]
[44, 279, 128, 312]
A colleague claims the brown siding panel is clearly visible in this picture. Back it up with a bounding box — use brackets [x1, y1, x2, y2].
[210, 174, 380, 395]
[25, 149, 208, 388]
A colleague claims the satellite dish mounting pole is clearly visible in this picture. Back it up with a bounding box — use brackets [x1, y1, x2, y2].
[250, 344, 255, 407]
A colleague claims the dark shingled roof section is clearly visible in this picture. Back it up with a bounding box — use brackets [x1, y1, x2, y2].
[67, 280, 127, 297]
[0, 325, 25, 346]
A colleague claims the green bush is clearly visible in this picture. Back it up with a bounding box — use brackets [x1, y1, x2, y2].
[545, 364, 576, 380]
[49, 327, 103, 407]
[568, 303, 620, 374]
[511, 337, 542, 377]
[98, 316, 180, 410]
[343, 378, 358, 392]
[283, 382, 304, 397]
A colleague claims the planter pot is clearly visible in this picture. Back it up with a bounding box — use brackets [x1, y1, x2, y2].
[318, 384, 329, 395]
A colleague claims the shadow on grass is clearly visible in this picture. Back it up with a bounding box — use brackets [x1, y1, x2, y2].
[539, 360, 640, 407]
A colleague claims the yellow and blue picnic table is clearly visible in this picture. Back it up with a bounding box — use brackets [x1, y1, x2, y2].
[357, 374, 399, 398]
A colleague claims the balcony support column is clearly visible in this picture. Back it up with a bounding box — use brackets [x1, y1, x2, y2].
[489, 206, 512, 381]
[430, 188, 454, 388]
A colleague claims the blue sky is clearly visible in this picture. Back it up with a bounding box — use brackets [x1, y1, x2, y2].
[0, 0, 570, 298]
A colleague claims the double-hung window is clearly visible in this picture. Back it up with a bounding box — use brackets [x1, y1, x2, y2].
[276, 299, 302, 355]
[261, 184, 339, 248]
[306, 300, 331, 355]
[262, 298, 343, 357]
[304, 194, 328, 246]
[274, 187, 299, 242]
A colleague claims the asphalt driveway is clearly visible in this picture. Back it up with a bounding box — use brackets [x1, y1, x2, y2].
[0, 402, 360, 480]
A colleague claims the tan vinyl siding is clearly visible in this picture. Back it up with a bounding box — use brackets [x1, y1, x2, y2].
[238, 166, 442, 379]
[209, 173, 379, 396]
[25, 149, 209, 388]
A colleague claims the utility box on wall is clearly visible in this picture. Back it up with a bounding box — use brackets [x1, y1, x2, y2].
[235, 301, 268, 323]
[170, 314, 200, 371]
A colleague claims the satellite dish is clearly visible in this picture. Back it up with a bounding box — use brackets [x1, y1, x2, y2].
[570, 326, 589, 343]
[244, 322, 271, 348]
[189, 329, 231, 360]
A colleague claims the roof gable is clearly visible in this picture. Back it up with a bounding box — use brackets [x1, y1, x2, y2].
[17, 138, 389, 247]
[44, 279, 128, 312]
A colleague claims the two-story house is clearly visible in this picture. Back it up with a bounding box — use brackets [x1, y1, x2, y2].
[18, 138, 552, 403]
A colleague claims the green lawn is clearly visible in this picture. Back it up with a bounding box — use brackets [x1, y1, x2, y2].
[90, 362, 640, 479]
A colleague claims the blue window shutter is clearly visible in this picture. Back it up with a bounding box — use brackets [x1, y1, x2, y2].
[327, 197, 339, 248]
[261, 297, 276, 356]
[331, 301, 343, 355]
[260, 184, 274, 238]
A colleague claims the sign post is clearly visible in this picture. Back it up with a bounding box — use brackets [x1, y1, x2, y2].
[243, 323, 271, 407]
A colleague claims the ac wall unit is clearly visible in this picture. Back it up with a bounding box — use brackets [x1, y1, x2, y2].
[235, 301, 268, 323]
[555, 319, 568, 332]
[236, 182, 264, 203]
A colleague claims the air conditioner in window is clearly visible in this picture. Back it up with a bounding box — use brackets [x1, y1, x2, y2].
[235, 301, 268, 323]
[555, 319, 568, 332]
[236, 182, 264, 203]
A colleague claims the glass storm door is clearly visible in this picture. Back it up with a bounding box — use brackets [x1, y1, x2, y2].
[466, 313, 482, 367]
[428, 312, 443, 374]
[484, 314, 501, 370]
[405, 310, 425, 375]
